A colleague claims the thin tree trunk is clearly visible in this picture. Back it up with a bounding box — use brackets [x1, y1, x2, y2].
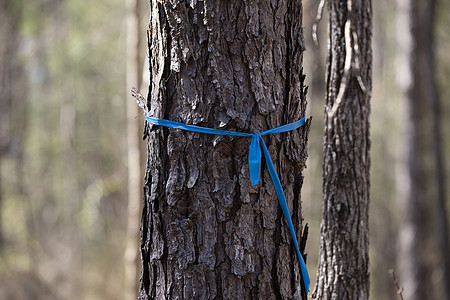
[0, 0, 22, 249]
[314, 0, 372, 299]
[139, 0, 310, 298]
[427, 1, 450, 298]
[125, 0, 144, 298]
[0, 0, 26, 250]
[396, 0, 449, 298]
[0, 1, 13, 249]
[432, 68, 450, 300]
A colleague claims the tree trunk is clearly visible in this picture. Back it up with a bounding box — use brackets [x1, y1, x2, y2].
[396, 0, 449, 299]
[314, 0, 372, 299]
[0, 0, 22, 249]
[426, 1, 450, 298]
[125, 0, 144, 299]
[139, 0, 310, 299]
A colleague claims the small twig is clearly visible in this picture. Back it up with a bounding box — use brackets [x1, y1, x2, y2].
[312, 0, 326, 47]
[131, 87, 149, 116]
[388, 269, 404, 300]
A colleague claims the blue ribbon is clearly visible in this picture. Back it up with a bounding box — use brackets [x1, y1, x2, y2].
[145, 116, 310, 294]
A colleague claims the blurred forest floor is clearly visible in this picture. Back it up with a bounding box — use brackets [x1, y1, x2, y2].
[0, 0, 449, 299]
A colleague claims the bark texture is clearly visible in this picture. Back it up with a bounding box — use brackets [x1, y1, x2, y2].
[314, 0, 372, 299]
[139, 0, 310, 299]
[396, 0, 449, 299]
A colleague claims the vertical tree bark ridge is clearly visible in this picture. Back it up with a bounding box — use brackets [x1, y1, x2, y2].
[314, 0, 372, 299]
[140, 0, 310, 299]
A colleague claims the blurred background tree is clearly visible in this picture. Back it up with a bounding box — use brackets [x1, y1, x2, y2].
[0, 0, 448, 299]
[396, 0, 450, 299]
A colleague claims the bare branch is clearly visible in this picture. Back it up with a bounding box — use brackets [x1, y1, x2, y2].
[388, 269, 404, 300]
[312, 0, 326, 47]
[131, 87, 149, 116]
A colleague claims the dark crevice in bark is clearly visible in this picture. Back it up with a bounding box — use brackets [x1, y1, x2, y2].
[150, 263, 157, 298]
[141, 191, 151, 295]
[160, 212, 169, 294]
[291, 175, 303, 296]
[284, 1, 292, 124]
[254, 254, 263, 298]
[215, 219, 225, 300]
[300, 224, 309, 300]
[271, 206, 283, 300]
[228, 145, 242, 222]
[159, 131, 168, 214]
[158, 134, 170, 298]
[233, 1, 244, 38]
[193, 221, 199, 264]
[300, 224, 308, 256]
[292, 170, 302, 228]
[160, 5, 172, 120]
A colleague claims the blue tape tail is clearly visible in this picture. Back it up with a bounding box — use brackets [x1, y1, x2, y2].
[248, 132, 262, 186]
[259, 137, 310, 293]
[261, 117, 306, 135]
[145, 116, 309, 295]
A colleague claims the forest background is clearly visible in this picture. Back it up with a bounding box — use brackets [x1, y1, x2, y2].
[0, 0, 449, 299]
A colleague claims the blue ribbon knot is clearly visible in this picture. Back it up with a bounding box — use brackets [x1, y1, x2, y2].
[145, 116, 310, 295]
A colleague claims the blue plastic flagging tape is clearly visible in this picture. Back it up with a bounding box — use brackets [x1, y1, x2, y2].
[145, 116, 310, 295]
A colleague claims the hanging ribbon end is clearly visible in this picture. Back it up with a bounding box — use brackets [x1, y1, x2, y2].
[304, 277, 311, 297]
[249, 162, 261, 186]
[248, 133, 262, 187]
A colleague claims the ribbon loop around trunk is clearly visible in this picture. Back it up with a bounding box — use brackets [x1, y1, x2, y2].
[145, 116, 310, 295]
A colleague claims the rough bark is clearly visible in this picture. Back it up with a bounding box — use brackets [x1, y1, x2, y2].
[139, 0, 310, 299]
[396, 0, 449, 299]
[314, 0, 372, 299]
